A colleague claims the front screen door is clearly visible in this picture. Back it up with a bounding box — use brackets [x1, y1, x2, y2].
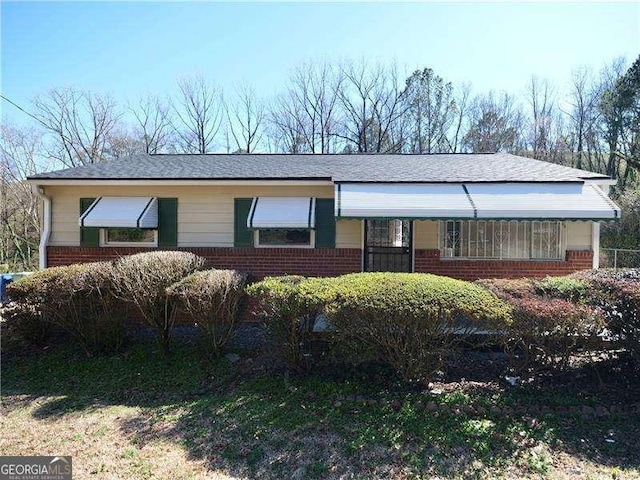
[364, 220, 413, 272]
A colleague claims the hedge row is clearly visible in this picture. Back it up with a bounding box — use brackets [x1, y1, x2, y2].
[251, 270, 639, 381]
[572, 269, 640, 363]
[3, 253, 639, 382]
[248, 273, 512, 382]
[479, 271, 640, 369]
[477, 277, 605, 370]
[3, 252, 247, 357]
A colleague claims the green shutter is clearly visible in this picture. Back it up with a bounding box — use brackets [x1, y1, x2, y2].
[157, 198, 178, 247]
[315, 198, 336, 248]
[234, 198, 254, 247]
[80, 198, 100, 246]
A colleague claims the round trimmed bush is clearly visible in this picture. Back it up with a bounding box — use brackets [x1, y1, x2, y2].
[324, 272, 512, 383]
[4, 262, 126, 354]
[167, 269, 248, 358]
[247, 275, 334, 371]
[112, 251, 206, 355]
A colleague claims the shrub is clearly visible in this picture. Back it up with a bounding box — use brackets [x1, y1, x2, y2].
[574, 269, 640, 364]
[167, 269, 248, 358]
[5, 265, 66, 304]
[533, 276, 590, 302]
[476, 278, 536, 300]
[477, 275, 606, 371]
[4, 266, 80, 350]
[325, 273, 512, 383]
[112, 251, 206, 355]
[0, 300, 49, 351]
[4, 263, 126, 354]
[506, 297, 605, 371]
[246, 276, 334, 372]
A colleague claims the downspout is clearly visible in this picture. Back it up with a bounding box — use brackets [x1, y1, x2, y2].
[32, 185, 51, 270]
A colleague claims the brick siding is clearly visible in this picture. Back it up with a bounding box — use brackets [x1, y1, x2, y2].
[413, 249, 593, 280]
[48, 246, 592, 280]
[47, 246, 363, 278]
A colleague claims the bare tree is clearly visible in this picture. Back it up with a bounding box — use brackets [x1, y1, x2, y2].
[33, 87, 121, 167]
[597, 57, 632, 184]
[173, 75, 224, 153]
[448, 83, 472, 153]
[0, 123, 47, 270]
[564, 67, 603, 170]
[226, 83, 266, 153]
[267, 98, 311, 154]
[268, 62, 343, 153]
[402, 68, 456, 153]
[104, 127, 145, 159]
[337, 60, 408, 153]
[462, 92, 524, 153]
[526, 76, 558, 160]
[131, 95, 173, 154]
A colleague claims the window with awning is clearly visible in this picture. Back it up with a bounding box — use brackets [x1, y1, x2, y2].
[247, 197, 316, 229]
[79, 197, 158, 228]
[336, 182, 620, 221]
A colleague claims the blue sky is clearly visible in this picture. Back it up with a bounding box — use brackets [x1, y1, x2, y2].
[1, 2, 639, 124]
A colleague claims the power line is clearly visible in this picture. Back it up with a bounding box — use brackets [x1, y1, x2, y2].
[1, 95, 81, 151]
[0, 95, 49, 130]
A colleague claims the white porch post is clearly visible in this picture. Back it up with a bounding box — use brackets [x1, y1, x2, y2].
[592, 221, 600, 269]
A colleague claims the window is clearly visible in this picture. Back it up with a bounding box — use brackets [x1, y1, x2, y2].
[366, 220, 410, 247]
[441, 220, 564, 260]
[255, 229, 314, 248]
[101, 228, 158, 246]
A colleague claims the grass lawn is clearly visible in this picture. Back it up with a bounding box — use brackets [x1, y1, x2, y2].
[1, 338, 639, 479]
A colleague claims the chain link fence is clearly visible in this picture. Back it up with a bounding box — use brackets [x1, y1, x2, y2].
[600, 248, 640, 270]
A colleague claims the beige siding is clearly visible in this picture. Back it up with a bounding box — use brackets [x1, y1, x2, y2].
[44, 183, 594, 253]
[336, 220, 362, 248]
[45, 185, 335, 247]
[566, 221, 592, 250]
[414, 220, 439, 249]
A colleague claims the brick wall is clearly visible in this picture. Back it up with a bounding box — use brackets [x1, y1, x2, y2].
[47, 246, 593, 280]
[414, 249, 593, 280]
[47, 246, 363, 278]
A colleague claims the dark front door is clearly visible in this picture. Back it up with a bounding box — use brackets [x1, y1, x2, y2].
[364, 220, 413, 272]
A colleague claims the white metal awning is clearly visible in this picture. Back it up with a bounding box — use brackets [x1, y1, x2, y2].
[248, 197, 316, 229]
[79, 197, 159, 228]
[335, 182, 620, 220]
[336, 183, 475, 219]
[465, 183, 620, 220]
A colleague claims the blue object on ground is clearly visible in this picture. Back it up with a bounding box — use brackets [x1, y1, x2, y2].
[0, 274, 13, 302]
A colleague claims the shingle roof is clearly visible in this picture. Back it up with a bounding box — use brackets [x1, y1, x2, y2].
[28, 153, 610, 183]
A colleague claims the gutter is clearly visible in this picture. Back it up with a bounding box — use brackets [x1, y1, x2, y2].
[32, 185, 51, 270]
[25, 178, 335, 186]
